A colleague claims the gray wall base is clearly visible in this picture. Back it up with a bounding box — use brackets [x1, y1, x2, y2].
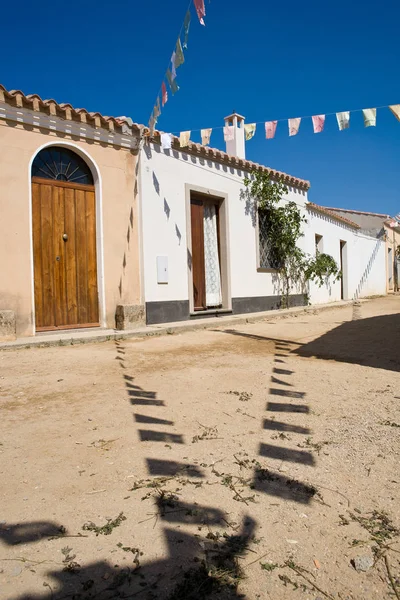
[146, 300, 190, 325]
[232, 295, 306, 315]
[144, 296, 307, 325]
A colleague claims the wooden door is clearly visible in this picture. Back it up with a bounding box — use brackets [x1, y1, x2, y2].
[190, 197, 206, 310]
[32, 178, 99, 331]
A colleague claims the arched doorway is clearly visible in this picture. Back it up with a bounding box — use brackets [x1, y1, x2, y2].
[32, 146, 99, 331]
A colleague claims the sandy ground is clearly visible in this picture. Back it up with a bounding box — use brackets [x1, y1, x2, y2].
[0, 296, 399, 600]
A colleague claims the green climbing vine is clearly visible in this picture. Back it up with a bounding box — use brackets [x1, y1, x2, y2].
[244, 170, 341, 308]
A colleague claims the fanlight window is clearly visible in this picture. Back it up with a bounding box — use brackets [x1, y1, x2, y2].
[32, 147, 93, 185]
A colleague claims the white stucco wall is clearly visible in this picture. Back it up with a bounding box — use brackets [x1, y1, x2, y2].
[139, 143, 309, 307]
[139, 143, 386, 315]
[305, 210, 386, 303]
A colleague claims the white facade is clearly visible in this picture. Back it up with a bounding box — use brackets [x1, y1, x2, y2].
[139, 140, 386, 325]
[305, 208, 386, 304]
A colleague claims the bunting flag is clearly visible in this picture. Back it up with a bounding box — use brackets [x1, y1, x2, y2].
[389, 105, 400, 121]
[148, 0, 209, 131]
[183, 11, 191, 48]
[223, 125, 234, 141]
[175, 39, 185, 68]
[312, 114, 325, 133]
[170, 53, 177, 80]
[362, 108, 376, 127]
[179, 130, 191, 147]
[148, 113, 156, 136]
[336, 111, 350, 130]
[153, 100, 400, 146]
[166, 69, 179, 95]
[265, 121, 278, 139]
[161, 133, 173, 150]
[201, 128, 212, 145]
[162, 82, 168, 107]
[194, 0, 206, 25]
[244, 123, 256, 140]
[154, 97, 161, 119]
[289, 117, 301, 137]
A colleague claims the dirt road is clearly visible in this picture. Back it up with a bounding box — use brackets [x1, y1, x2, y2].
[0, 296, 399, 599]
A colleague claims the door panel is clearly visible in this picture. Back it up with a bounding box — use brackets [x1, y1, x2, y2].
[32, 183, 44, 329]
[32, 179, 99, 331]
[64, 187, 78, 325]
[86, 190, 99, 324]
[190, 198, 206, 310]
[40, 183, 55, 329]
[75, 189, 89, 325]
[53, 185, 67, 327]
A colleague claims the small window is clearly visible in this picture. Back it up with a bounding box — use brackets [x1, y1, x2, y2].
[32, 146, 93, 185]
[315, 234, 323, 255]
[258, 208, 282, 270]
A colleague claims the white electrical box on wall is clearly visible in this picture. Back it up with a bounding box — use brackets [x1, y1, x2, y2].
[156, 256, 168, 284]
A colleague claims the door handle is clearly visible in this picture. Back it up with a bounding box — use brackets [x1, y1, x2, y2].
[62, 233, 68, 241]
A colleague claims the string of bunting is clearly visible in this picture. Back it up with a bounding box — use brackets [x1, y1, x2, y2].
[156, 104, 400, 150]
[148, 0, 207, 138]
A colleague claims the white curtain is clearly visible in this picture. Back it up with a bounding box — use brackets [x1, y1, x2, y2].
[203, 204, 222, 307]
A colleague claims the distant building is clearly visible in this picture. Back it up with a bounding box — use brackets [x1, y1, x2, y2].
[324, 208, 400, 292]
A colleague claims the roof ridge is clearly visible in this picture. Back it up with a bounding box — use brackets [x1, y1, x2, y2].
[322, 206, 390, 218]
[307, 202, 360, 229]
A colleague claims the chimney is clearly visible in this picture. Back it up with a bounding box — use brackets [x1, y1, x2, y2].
[224, 112, 245, 159]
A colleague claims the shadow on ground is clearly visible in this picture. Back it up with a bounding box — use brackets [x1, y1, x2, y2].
[6, 517, 255, 600]
[295, 313, 400, 372]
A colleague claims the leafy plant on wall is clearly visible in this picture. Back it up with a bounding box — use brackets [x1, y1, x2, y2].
[244, 171, 341, 308]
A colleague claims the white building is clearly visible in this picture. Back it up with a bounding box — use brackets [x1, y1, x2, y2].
[139, 113, 386, 325]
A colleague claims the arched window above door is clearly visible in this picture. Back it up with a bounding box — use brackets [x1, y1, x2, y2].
[32, 146, 94, 185]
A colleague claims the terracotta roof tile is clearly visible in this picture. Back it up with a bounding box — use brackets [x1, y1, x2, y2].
[0, 83, 142, 136]
[0, 83, 310, 189]
[147, 131, 310, 190]
[307, 202, 360, 229]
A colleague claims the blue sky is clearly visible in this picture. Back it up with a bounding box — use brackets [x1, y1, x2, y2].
[1, 0, 399, 215]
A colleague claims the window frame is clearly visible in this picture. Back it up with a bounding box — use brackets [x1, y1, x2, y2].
[256, 207, 281, 273]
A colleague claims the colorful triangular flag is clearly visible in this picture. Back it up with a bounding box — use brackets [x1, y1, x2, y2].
[312, 115, 325, 133]
[175, 38, 184, 68]
[244, 123, 256, 140]
[170, 52, 177, 80]
[148, 114, 156, 136]
[336, 111, 350, 130]
[389, 105, 400, 121]
[194, 0, 206, 25]
[183, 10, 191, 48]
[201, 128, 212, 145]
[362, 108, 376, 127]
[154, 96, 161, 119]
[179, 131, 191, 147]
[289, 117, 301, 136]
[162, 82, 168, 107]
[265, 121, 277, 139]
[166, 69, 179, 95]
[161, 133, 173, 150]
